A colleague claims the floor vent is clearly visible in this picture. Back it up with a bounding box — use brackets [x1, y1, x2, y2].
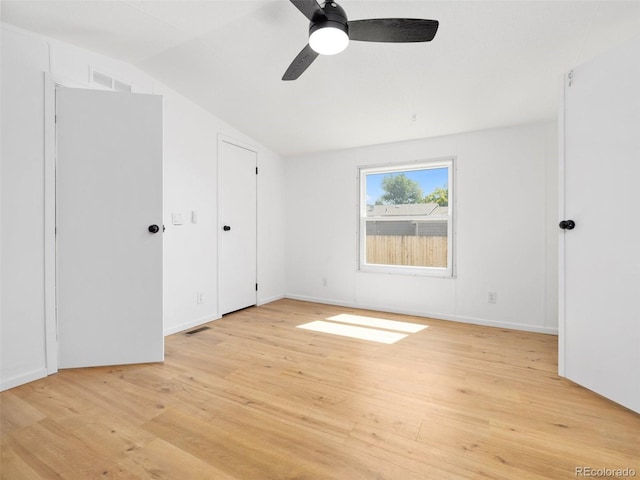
[185, 326, 210, 336]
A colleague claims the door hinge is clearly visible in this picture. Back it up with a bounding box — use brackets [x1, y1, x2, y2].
[256, 283, 258, 291]
[256, 167, 258, 175]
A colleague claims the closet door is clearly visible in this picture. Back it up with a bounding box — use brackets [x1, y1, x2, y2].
[218, 138, 257, 315]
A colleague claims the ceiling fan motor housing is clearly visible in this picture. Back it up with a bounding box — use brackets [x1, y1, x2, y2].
[309, 2, 349, 37]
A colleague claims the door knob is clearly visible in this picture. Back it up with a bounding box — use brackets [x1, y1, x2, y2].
[148, 224, 160, 233]
[559, 220, 575, 230]
[223, 225, 231, 231]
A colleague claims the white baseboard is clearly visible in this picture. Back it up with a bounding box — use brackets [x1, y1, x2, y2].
[285, 294, 358, 310]
[257, 294, 285, 306]
[437, 313, 558, 335]
[284, 294, 558, 335]
[1, 367, 48, 392]
[164, 296, 284, 336]
[164, 314, 221, 336]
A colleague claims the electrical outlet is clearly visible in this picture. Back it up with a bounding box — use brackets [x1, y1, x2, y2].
[322, 277, 328, 287]
[488, 291, 497, 304]
[196, 292, 204, 304]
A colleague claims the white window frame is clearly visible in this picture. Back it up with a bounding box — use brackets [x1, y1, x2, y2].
[358, 158, 455, 277]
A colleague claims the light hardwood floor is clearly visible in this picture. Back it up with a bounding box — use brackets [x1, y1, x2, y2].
[1, 299, 638, 479]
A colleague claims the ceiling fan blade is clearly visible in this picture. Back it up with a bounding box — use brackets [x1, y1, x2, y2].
[348, 18, 439, 43]
[290, 0, 327, 22]
[282, 44, 319, 81]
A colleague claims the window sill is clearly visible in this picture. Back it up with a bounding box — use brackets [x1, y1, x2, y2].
[357, 265, 455, 278]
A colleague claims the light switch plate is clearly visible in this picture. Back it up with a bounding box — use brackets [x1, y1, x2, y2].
[172, 212, 183, 225]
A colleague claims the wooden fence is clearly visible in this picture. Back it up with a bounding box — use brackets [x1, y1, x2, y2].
[366, 235, 448, 267]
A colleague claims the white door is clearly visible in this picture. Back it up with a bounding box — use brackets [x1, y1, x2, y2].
[56, 87, 164, 368]
[218, 139, 257, 315]
[561, 38, 640, 413]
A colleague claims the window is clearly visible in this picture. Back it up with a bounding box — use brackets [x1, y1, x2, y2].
[359, 159, 454, 276]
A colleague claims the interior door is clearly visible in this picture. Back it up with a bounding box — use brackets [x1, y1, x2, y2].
[218, 139, 257, 315]
[56, 87, 164, 368]
[561, 38, 640, 413]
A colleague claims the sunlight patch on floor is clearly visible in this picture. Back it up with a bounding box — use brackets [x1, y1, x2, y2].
[326, 313, 428, 333]
[297, 320, 408, 344]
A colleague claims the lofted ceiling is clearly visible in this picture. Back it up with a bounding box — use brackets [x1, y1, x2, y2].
[2, 0, 640, 157]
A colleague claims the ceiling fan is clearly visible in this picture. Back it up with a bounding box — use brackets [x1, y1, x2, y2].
[283, 0, 439, 81]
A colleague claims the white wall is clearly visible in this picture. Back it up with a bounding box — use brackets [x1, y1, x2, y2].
[285, 122, 558, 333]
[0, 24, 286, 390]
[257, 148, 287, 305]
[1, 25, 50, 388]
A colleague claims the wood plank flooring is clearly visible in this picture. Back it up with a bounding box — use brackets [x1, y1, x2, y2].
[1, 299, 638, 479]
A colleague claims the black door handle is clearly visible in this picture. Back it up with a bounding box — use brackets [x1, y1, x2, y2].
[148, 224, 160, 234]
[559, 220, 575, 230]
[223, 225, 231, 231]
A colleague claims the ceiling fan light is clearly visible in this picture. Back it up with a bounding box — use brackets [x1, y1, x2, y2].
[309, 26, 349, 55]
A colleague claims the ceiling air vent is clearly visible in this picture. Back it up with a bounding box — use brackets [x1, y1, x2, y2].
[90, 68, 132, 92]
[113, 79, 132, 93]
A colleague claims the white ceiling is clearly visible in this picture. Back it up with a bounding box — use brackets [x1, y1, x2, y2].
[3, 1, 640, 157]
